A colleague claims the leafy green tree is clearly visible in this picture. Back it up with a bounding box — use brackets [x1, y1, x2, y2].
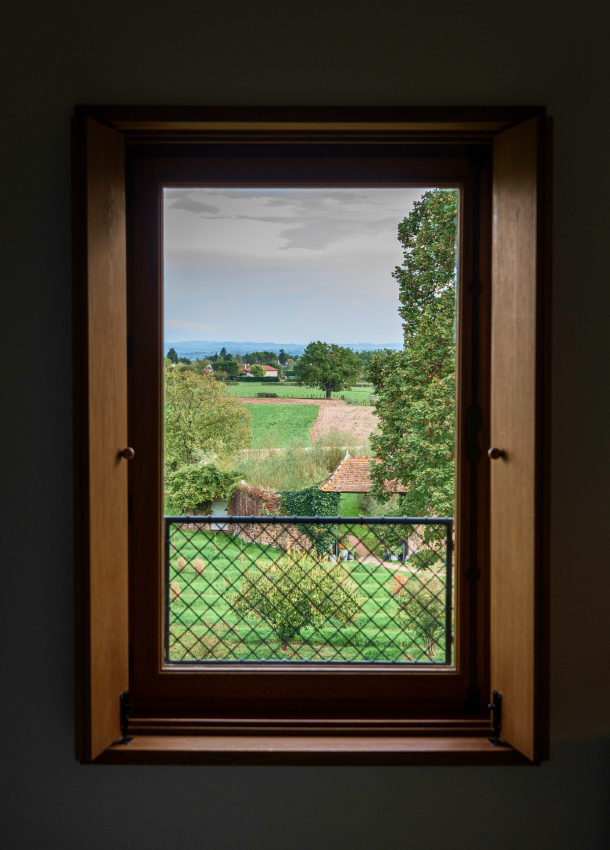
[164, 366, 251, 471]
[167, 463, 239, 514]
[214, 360, 239, 376]
[392, 569, 446, 660]
[178, 356, 191, 365]
[193, 358, 211, 374]
[219, 346, 228, 358]
[232, 549, 361, 649]
[166, 347, 179, 364]
[278, 348, 287, 365]
[250, 364, 265, 378]
[295, 341, 362, 399]
[369, 189, 457, 517]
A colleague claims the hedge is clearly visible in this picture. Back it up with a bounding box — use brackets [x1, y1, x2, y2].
[237, 376, 280, 383]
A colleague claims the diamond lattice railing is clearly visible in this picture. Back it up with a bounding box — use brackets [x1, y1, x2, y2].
[165, 516, 453, 665]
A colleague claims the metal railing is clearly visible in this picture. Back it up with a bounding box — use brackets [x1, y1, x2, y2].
[165, 516, 453, 665]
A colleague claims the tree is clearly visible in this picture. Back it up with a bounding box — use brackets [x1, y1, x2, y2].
[214, 360, 239, 377]
[278, 348, 287, 365]
[232, 549, 361, 649]
[166, 347, 179, 364]
[193, 358, 211, 374]
[164, 366, 251, 471]
[166, 463, 239, 514]
[369, 189, 458, 517]
[294, 341, 362, 399]
[219, 346, 228, 358]
[250, 364, 265, 378]
[391, 569, 446, 660]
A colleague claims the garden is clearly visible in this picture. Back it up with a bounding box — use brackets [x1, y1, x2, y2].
[167, 523, 449, 665]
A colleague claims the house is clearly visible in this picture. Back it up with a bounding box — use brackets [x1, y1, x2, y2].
[242, 363, 278, 377]
[318, 453, 407, 493]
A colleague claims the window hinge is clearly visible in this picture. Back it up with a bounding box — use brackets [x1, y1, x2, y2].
[488, 690, 507, 746]
[118, 690, 133, 745]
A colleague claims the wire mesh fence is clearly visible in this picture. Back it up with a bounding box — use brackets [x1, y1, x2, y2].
[165, 516, 453, 665]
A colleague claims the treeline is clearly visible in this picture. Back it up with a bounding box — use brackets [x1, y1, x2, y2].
[166, 343, 391, 382]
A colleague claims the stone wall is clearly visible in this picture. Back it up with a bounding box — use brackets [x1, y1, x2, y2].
[228, 487, 312, 550]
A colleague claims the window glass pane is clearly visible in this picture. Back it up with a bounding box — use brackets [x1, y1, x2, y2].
[162, 187, 458, 665]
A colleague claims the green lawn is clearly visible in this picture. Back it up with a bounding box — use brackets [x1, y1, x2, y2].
[339, 493, 362, 517]
[167, 527, 447, 664]
[245, 403, 319, 448]
[227, 382, 376, 404]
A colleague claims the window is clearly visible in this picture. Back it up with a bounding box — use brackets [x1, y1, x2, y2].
[73, 107, 550, 765]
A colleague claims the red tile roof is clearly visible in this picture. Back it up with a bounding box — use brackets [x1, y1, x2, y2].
[318, 455, 406, 493]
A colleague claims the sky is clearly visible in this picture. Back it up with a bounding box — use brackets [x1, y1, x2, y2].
[163, 187, 435, 346]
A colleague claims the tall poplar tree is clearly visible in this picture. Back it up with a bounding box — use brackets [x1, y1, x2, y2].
[369, 189, 458, 517]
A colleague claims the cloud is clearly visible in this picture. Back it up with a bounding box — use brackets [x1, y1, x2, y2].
[167, 196, 222, 215]
[164, 188, 424, 252]
[349, 299, 367, 306]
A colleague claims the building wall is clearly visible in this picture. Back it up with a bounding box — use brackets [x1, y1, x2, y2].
[1, 1, 609, 847]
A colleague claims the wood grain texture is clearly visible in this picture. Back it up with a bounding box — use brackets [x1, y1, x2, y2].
[127, 152, 484, 721]
[73, 117, 129, 762]
[491, 117, 545, 761]
[95, 735, 529, 766]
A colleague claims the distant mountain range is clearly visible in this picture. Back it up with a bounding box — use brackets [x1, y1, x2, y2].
[164, 340, 402, 359]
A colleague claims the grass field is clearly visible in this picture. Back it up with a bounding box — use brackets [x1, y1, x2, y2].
[339, 493, 362, 517]
[245, 403, 319, 448]
[227, 382, 376, 404]
[167, 528, 447, 663]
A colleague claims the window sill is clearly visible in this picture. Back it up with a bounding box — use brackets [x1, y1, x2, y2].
[95, 734, 531, 766]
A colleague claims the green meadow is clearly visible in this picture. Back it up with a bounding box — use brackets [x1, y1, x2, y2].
[244, 402, 320, 448]
[226, 381, 377, 404]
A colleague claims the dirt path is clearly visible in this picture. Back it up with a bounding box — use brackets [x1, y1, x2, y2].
[308, 403, 378, 444]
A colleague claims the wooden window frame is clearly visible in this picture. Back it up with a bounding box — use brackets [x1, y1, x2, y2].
[72, 106, 551, 766]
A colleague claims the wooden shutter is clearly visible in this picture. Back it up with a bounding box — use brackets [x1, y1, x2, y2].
[490, 117, 550, 762]
[73, 117, 129, 762]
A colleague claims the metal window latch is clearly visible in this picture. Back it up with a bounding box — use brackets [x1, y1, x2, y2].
[118, 690, 133, 745]
[488, 690, 506, 746]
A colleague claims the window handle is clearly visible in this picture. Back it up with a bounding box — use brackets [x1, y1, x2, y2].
[488, 447, 505, 460]
[120, 447, 135, 460]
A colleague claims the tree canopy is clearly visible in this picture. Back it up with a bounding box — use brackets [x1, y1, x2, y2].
[164, 367, 251, 472]
[166, 347, 178, 364]
[369, 189, 458, 517]
[294, 341, 362, 398]
[250, 364, 266, 378]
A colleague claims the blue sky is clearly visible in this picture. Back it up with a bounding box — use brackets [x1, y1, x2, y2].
[163, 187, 434, 345]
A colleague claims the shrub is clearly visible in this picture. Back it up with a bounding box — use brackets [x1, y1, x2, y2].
[193, 557, 206, 575]
[167, 463, 239, 514]
[176, 556, 186, 571]
[256, 392, 278, 398]
[170, 580, 181, 601]
[393, 570, 446, 659]
[232, 549, 362, 648]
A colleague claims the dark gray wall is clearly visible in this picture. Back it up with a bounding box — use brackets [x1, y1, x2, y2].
[1, 1, 609, 847]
